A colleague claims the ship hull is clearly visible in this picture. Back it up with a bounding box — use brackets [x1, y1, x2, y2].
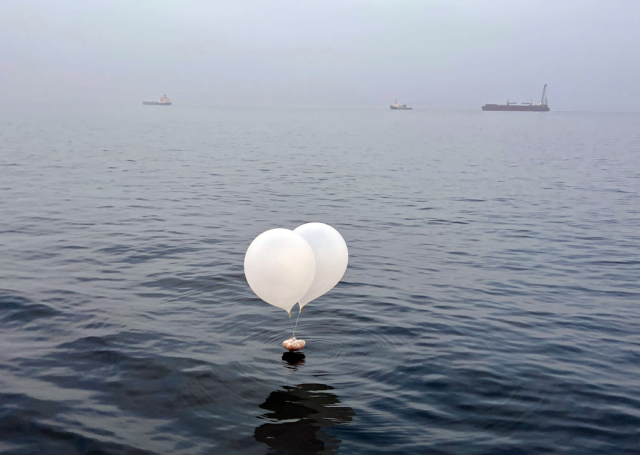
[143, 102, 172, 105]
[482, 104, 549, 112]
[390, 106, 412, 110]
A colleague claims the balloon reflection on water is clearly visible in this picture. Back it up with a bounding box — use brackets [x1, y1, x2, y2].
[254, 382, 355, 455]
[282, 351, 306, 370]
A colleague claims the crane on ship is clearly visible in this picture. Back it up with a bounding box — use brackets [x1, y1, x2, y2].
[540, 84, 548, 106]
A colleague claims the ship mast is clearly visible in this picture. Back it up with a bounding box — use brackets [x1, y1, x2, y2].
[540, 84, 548, 106]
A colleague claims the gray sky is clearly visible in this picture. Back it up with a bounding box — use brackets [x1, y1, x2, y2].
[1, 0, 639, 110]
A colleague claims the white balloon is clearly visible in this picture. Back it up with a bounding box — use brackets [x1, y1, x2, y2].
[244, 228, 316, 314]
[294, 223, 348, 309]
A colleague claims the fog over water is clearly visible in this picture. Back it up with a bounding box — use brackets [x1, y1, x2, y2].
[1, 0, 640, 111]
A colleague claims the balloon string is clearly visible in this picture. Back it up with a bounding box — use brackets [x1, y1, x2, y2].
[292, 307, 301, 339]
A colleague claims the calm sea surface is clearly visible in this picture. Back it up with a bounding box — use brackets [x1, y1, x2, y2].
[1, 106, 639, 454]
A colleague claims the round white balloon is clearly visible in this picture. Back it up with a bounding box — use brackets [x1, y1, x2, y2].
[244, 228, 316, 314]
[294, 223, 348, 309]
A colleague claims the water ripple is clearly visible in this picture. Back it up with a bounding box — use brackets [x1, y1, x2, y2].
[1, 108, 639, 454]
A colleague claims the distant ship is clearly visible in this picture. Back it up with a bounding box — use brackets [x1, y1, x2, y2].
[482, 84, 550, 111]
[390, 98, 412, 110]
[143, 94, 172, 106]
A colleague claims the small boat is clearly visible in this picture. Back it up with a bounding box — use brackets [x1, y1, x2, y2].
[143, 94, 172, 106]
[390, 98, 412, 110]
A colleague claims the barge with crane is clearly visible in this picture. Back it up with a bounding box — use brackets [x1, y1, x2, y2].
[482, 85, 549, 111]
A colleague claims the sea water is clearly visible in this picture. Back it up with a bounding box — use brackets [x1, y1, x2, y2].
[1, 106, 639, 454]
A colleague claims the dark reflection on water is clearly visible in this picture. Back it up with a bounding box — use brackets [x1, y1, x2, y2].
[282, 351, 306, 369]
[255, 383, 354, 455]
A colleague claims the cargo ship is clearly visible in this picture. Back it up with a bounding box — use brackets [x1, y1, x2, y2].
[482, 84, 549, 111]
[390, 98, 412, 110]
[143, 94, 172, 106]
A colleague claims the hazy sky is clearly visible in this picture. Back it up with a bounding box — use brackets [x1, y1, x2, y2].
[1, 0, 639, 110]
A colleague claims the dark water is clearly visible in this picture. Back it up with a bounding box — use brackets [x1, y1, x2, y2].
[1, 106, 639, 454]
